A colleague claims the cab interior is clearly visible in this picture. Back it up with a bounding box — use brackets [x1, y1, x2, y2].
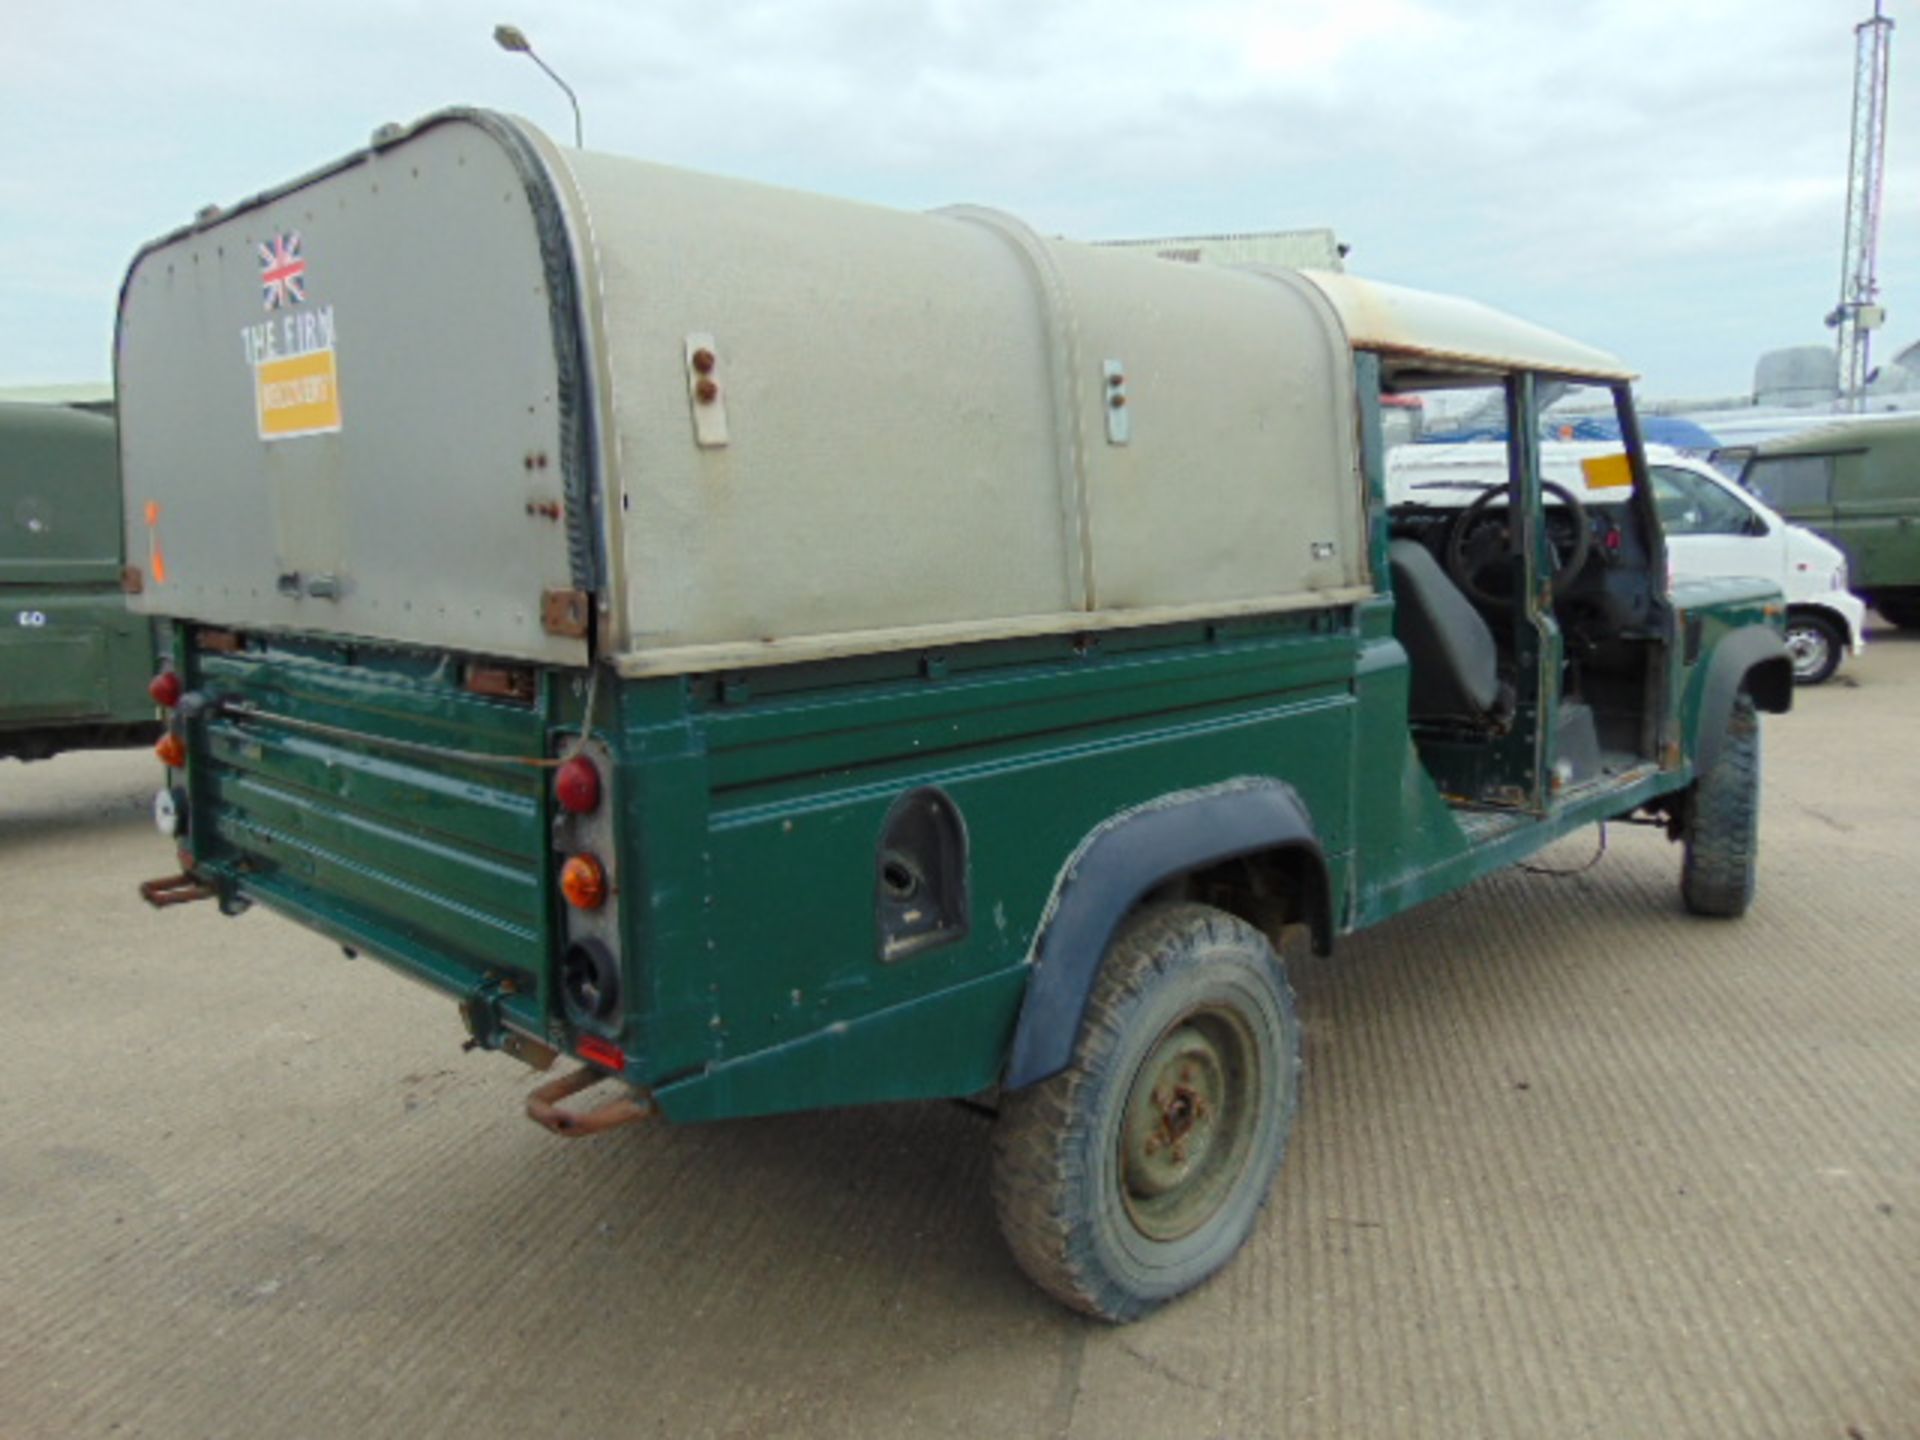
[1375, 368, 1673, 812]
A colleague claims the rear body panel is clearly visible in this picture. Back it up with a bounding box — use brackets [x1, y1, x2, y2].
[174, 612, 1369, 1117]
[168, 578, 1775, 1123]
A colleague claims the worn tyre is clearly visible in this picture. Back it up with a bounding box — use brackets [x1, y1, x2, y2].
[1784, 611, 1843, 685]
[991, 903, 1301, 1322]
[1681, 691, 1761, 917]
[1874, 595, 1920, 631]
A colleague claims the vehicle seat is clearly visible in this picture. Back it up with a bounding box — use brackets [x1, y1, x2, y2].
[1388, 538, 1511, 727]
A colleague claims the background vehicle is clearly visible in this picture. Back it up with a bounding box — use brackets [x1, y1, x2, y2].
[1390, 442, 1865, 684]
[1716, 414, 1920, 630]
[119, 109, 1790, 1322]
[1, 401, 161, 763]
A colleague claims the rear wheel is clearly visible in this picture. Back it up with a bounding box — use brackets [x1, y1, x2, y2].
[991, 903, 1300, 1322]
[1681, 692, 1761, 917]
[1784, 611, 1844, 685]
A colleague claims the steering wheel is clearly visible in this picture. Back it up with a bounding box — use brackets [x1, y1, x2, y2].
[1444, 481, 1593, 608]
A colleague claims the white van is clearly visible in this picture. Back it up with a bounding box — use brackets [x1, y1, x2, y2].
[1387, 442, 1866, 684]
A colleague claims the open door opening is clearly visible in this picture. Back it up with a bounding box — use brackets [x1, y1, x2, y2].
[1380, 367, 1671, 813]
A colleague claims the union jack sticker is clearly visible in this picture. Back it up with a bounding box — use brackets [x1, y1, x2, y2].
[258, 232, 307, 310]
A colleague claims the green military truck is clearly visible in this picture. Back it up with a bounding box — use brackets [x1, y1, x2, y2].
[1717, 415, 1920, 630]
[120, 110, 1791, 1321]
[2, 401, 162, 764]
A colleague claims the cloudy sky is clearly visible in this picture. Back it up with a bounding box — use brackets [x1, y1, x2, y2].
[3, 0, 1914, 399]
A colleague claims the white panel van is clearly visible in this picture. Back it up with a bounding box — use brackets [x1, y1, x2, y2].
[1388, 442, 1865, 684]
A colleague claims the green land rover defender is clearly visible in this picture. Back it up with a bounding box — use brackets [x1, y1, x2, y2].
[2, 401, 162, 765]
[1718, 413, 1920, 630]
[121, 110, 1791, 1321]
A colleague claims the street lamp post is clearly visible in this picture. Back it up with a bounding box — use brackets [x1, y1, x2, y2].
[492, 24, 583, 148]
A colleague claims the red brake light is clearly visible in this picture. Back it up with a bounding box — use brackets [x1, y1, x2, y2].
[577, 1035, 624, 1071]
[149, 670, 182, 708]
[555, 754, 601, 815]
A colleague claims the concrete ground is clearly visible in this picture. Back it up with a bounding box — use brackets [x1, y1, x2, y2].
[2, 627, 1915, 1440]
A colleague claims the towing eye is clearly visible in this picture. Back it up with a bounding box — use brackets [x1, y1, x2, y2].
[525, 1064, 657, 1138]
[139, 872, 218, 907]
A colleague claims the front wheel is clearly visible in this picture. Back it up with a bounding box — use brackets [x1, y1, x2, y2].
[991, 903, 1301, 1322]
[1784, 611, 1844, 685]
[1681, 692, 1761, 917]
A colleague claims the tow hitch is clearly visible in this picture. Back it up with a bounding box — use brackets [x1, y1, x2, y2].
[525, 1064, 657, 1138]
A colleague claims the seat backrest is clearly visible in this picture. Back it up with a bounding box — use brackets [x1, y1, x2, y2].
[1387, 538, 1501, 722]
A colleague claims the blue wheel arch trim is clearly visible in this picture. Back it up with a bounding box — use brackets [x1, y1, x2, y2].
[1003, 778, 1329, 1091]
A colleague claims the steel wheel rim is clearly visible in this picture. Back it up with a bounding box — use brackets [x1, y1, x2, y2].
[1117, 1007, 1262, 1242]
[1785, 622, 1831, 680]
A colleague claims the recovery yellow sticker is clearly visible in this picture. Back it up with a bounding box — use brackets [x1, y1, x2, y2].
[1580, 452, 1634, 490]
[255, 347, 343, 439]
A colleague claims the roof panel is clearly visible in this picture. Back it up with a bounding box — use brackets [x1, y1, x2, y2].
[1297, 272, 1635, 383]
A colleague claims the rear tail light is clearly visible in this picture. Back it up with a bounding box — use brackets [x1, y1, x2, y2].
[560, 853, 608, 910]
[148, 670, 182, 708]
[553, 738, 621, 1039]
[555, 754, 601, 815]
[154, 732, 187, 768]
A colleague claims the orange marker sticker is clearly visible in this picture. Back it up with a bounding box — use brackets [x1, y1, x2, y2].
[145, 500, 167, 585]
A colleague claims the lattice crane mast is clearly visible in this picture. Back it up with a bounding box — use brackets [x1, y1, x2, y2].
[1829, 0, 1895, 411]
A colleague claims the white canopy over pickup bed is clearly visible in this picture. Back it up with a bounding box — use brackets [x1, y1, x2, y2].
[119, 109, 1623, 674]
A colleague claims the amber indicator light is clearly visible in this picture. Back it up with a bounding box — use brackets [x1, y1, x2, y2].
[154, 732, 187, 768]
[561, 853, 608, 910]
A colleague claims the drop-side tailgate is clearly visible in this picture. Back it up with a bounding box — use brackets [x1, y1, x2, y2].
[116, 112, 594, 665]
[190, 632, 556, 1037]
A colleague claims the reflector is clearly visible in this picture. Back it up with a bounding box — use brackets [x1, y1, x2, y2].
[577, 1035, 624, 1071]
[153, 787, 185, 837]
